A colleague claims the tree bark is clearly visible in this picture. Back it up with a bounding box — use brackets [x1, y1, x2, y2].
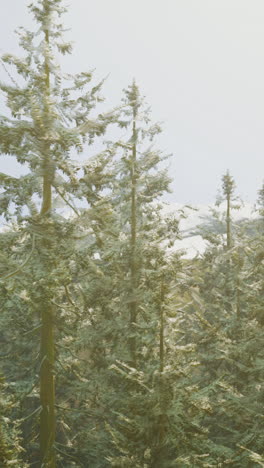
[129, 103, 137, 366]
[39, 3, 56, 465]
[40, 304, 56, 467]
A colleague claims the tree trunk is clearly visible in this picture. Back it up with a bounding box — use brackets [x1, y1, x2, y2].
[39, 171, 56, 467]
[152, 282, 167, 468]
[226, 191, 231, 250]
[129, 105, 137, 366]
[159, 282, 164, 374]
[39, 5, 56, 465]
[40, 304, 56, 467]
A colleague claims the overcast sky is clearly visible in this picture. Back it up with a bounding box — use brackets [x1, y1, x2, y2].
[1, 0, 264, 204]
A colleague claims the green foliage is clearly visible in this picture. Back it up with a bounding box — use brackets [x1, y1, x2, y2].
[1, 2, 264, 468]
[0, 373, 28, 467]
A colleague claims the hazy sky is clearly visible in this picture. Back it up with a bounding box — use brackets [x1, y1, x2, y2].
[1, 0, 264, 204]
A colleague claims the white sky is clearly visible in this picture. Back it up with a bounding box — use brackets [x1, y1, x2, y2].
[1, 0, 264, 204]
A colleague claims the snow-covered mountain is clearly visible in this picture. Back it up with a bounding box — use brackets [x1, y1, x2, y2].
[164, 202, 259, 259]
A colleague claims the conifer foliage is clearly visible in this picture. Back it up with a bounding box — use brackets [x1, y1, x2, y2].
[1, 2, 264, 468]
[0, 0, 114, 466]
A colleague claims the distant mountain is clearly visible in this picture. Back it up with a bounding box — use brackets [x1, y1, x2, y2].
[163, 202, 260, 258]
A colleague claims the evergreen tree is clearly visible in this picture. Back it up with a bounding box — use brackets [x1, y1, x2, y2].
[257, 182, 264, 220]
[190, 175, 264, 466]
[2, 2, 264, 466]
[0, 0, 115, 465]
[220, 171, 236, 250]
[88, 83, 216, 467]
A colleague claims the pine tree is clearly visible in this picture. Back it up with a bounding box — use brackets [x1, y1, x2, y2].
[257, 182, 264, 221]
[220, 171, 236, 250]
[54, 81, 177, 465]
[189, 175, 264, 465]
[88, 83, 215, 467]
[0, 0, 115, 465]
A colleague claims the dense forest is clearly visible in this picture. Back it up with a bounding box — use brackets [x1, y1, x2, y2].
[1, 1, 264, 467]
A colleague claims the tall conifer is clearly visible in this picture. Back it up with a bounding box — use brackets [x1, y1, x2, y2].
[0, 1, 114, 465]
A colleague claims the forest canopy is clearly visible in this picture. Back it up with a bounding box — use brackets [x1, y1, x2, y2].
[0, 1, 264, 467]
